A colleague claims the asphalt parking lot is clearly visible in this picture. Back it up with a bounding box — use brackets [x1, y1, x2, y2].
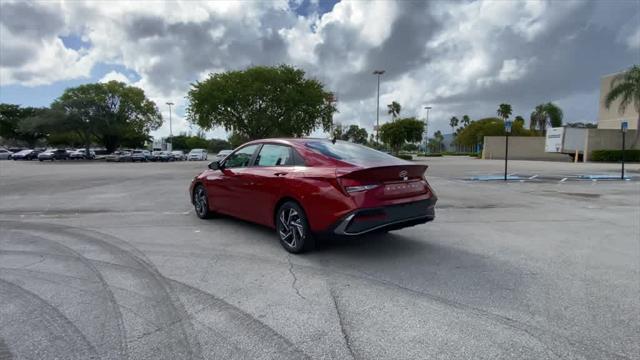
[0, 157, 638, 360]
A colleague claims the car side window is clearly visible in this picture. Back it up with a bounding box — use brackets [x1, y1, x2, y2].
[256, 144, 293, 166]
[224, 144, 259, 168]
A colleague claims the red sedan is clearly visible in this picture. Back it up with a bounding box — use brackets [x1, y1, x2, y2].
[189, 139, 437, 253]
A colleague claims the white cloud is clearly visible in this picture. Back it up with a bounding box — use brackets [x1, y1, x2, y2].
[1, 0, 638, 139]
[99, 70, 130, 84]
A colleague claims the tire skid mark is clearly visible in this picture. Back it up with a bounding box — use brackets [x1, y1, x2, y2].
[3, 229, 129, 360]
[168, 279, 311, 359]
[0, 279, 99, 360]
[0, 267, 165, 331]
[3, 253, 311, 358]
[3, 221, 312, 359]
[1, 221, 204, 360]
[0, 263, 162, 304]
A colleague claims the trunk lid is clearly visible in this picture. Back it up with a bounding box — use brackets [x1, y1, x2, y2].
[337, 165, 430, 199]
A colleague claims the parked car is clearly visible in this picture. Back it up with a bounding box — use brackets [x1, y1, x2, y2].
[188, 148, 208, 161]
[189, 139, 437, 253]
[171, 150, 186, 161]
[38, 149, 69, 161]
[12, 149, 39, 160]
[156, 151, 173, 162]
[131, 149, 152, 162]
[105, 151, 132, 162]
[215, 149, 233, 161]
[0, 148, 13, 160]
[69, 149, 96, 160]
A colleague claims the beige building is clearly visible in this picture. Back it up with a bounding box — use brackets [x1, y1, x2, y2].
[598, 72, 638, 130]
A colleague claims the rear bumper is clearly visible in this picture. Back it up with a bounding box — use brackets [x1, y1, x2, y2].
[329, 197, 437, 235]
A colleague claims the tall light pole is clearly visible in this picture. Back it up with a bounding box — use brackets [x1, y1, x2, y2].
[423, 106, 432, 153]
[166, 102, 174, 151]
[373, 70, 385, 143]
[504, 120, 512, 181]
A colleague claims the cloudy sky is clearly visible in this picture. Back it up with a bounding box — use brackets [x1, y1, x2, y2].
[1, 0, 638, 140]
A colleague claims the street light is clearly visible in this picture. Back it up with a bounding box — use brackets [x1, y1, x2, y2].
[504, 120, 513, 181]
[166, 102, 174, 151]
[373, 70, 385, 143]
[424, 106, 432, 153]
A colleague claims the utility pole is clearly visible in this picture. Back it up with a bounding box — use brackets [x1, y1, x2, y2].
[166, 102, 174, 151]
[373, 70, 385, 143]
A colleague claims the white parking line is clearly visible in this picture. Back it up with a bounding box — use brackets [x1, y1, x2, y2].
[560, 177, 568, 183]
[529, 175, 538, 179]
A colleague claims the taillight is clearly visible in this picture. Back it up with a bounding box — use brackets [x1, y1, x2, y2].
[339, 178, 380, 194]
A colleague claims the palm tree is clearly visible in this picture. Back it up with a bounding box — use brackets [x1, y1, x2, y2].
[461, 115, 471, 127]
[497, 103, 512, 122]
[529, 103, 563, 135]
[530, 104, 546, 134]
[449, 116, 459, 134]
[387, 101, 401, 120]
[605, 65, 640, 146]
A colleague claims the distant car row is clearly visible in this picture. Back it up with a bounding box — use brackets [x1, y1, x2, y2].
[106, 149, 209, 162]
[1, 147, 231, 162]
[0, 148, 96, 161]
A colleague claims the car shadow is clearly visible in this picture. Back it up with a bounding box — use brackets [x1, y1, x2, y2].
[193, 214, 528, 312]
[309, 231, 530, 312]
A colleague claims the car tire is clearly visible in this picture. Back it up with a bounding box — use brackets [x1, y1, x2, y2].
[193, 184, 214, 219]
[276, 201, 315, 254]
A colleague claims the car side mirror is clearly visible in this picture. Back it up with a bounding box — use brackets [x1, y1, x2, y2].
[208, 161, 221, 170]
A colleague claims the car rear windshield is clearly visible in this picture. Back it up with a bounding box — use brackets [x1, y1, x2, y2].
[305, 141, 398, 164]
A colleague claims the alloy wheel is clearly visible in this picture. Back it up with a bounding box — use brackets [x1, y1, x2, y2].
[194, 186, 208, 217]
[278, 208, 305, 248]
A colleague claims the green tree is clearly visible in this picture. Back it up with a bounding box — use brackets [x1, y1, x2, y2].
[530, 102, 563, 134]
[187, 65, 336, 140]
[387, 101, 401, 120]
[429, 130, 445, 153]
[228, 132, 250, 148]
[454, 117, 530, 147]
[379, 117, 424, 154]
[185, 136, 209, 150]
[497, 103, 512, 122]
[41, 81, 162, 153]
[332, 122, 345, 140]
[0, 104, 48, 146]
[605, 64, 640, 145]
[208, 138, 232, 153]
[514, 115, 525, 126]
[449, 116, 459, 134]
[344, 124, 368, 144]
[461, 115, 471, 127]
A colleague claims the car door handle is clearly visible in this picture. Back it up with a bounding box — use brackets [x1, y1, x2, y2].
[274, 172, 288, 177]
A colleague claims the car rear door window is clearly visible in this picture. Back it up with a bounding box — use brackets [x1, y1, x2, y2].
[224, 144, 259, 168]
[256, 144, 293, 166]
[305, 140, 398, 164]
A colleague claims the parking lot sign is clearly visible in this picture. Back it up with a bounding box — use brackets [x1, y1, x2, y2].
[621, 121, 628, 133]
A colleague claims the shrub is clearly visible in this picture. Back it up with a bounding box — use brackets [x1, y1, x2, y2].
[591, 149, 640, 162]
[396, 154, 413, 160]
[441, 151, 479, 157]
[416, 152, 443, 157]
